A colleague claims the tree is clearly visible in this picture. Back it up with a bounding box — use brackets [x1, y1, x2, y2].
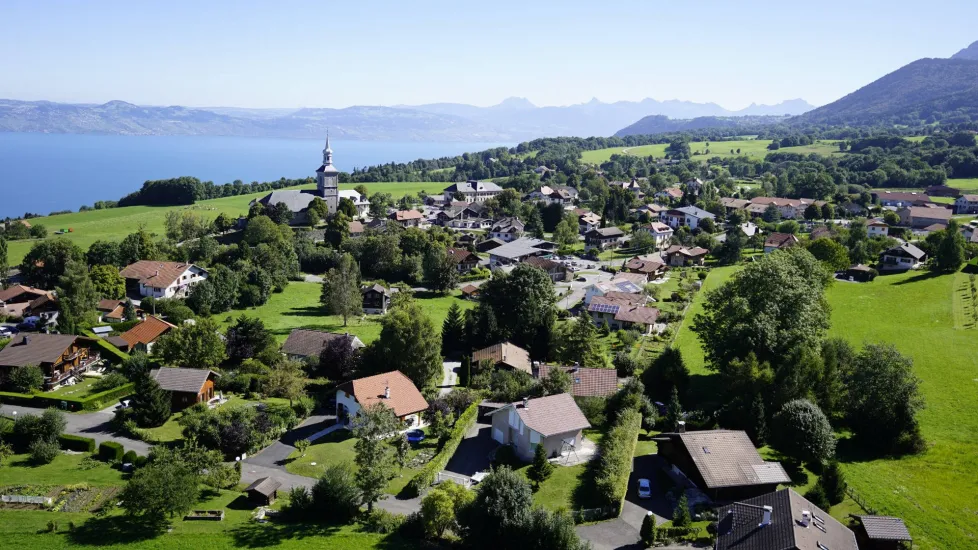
[776, 220, 800, 235]
[213, 212, 234, 233]
[311, 463, 361, 524]
[224, 316, 275, 364]
[353, 403, 400, 511]
[320, 253, 362, 326]
[672, 492, 692, 527]
[664, 386, 683, 432]
[119, 229, 161, 266]
[0, 236, 7, 289]
[846, 344, 925, 453]
[641, 346, 689, 402]
[935, 219, 965, 272]
[130, 374, 172, 428]
[21, 237, 85, 288]
[807, 238, 851, 271]
[821, 203, 834, 220]
[441, 302, 465, 357]
[552, 216, 579, 250]
[474, 264, 556, 358]
[325, 212, 351, 247]
[460, 466, 533, 549]
[762, 204, 781, 223]
[8, 365, 43, 393]
[123, 299, 138, 321]
[691, 248, 832, 368]
[86, 240, 122, 268]
[804, 204, 821, 221]
[29, 439, 60, 464]
[0, 440, 12, 467]
[154, 319, 227, 369]
[882, 210, 901, 226]
[540, 366, 571, 396]
[715, 225, 745, 265]
[771, 399, 836, 463]
[294, 439, 310, 457]
[120, 456, 199, 522]
[526, 442, 554, 488]
[265, 360, 307, 405]
[640, 512, 657, 548]
[556, 314, 605, 369]
[422, 247, 459, 293]
[55, 259, 99, 332]
[421, 481, 473, 540]
[428, 409, 454, 442]
[526, 209, 545, 239]
[804, 482, 831, 510]
[89, 264, 126, 299]
[367, 299, 442, 390]
[316, 334, 362, 381]
[630, 230, 657, 253]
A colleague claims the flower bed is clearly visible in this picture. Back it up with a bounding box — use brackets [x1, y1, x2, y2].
[184, 510, 225, 521]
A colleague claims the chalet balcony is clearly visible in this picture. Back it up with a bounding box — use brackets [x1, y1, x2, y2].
[43, 352, 101, 389]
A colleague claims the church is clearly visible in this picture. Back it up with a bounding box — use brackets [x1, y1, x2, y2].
[253, 136, 342, 225]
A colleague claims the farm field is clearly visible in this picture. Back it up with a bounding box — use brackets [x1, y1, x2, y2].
[578, 139, 842, 164]
[5, 181, 442, 266]
[215, 281, 474, 344]
[675, 267, 978, 549]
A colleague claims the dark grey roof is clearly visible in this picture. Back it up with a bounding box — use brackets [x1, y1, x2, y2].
[282, 329, 364, 358]
[489, 237, 557, 260]
[0, 334, 80, 367]
[856, 515, 912, 541]
[150, 367, 217, 394]
[245, 477, 282, 496]
[490, 217, 524, 233]
[258, 190, 319, 213]
[675, 205, 716, 219]
[885, 242, 926, 260]
[444, 180, 503, 194]
[362, 284, 389, 296]
[716, 489, 858, 550]
[587, 227, 625, 238]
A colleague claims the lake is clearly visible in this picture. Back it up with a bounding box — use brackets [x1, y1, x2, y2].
[0, 133, 507, 218]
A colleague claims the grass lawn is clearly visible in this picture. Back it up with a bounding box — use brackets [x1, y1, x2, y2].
[578, 139, 842, 165]
[215, 282, 474, 344]
[41, 376, 102, 399]
[285, 428, 437, 495]
[947, 177, 978, 191]
[6, 181, 442, 266]
[512, 429, 605, 511]
[0, 452, 125, 487]
[674, 267, 978, 549]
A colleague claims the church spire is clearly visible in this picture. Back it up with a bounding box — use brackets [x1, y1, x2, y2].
[323, 132, 333, 166]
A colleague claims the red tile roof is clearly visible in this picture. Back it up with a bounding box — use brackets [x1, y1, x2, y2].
[120, 315, 176, 347]
[337, 370, 429, 418]
[536, 365, 618, 397]
[119, 261, 202, 289]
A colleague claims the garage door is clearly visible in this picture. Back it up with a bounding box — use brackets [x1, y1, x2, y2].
[492, 428, 504, 443]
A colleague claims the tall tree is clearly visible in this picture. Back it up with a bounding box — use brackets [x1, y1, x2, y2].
[89, 264, 126, 299]
[317, 335, 362, 381]
[0, 236, 8, 289]
[846, 343, 925, 453]
[320, 253, 362, 327]
[130, 374, 172, 428]
[557, 314, 605, 369]
[224, 316, 275, 364]
[352, 403, 400, 512]
[460, 466, 534, 549]
[441, 302, 465, 357]
[56, 259, 99, 332]
[771, 399, 836, 463]
[423, 247, 459, 293]
[476, 263, 557, 358]
[552, 216, 579, 250]
[807, 238, 851, 271]
[366, 299, 441, 390]
[154, 318, 227, 369]
[264, 359, 307, 406]
[935, 219, 965, 272]
[641, 346, 689, 402]
[715, 227, 745, 266]
[120, 454, 198, 522]
[20, 237, 85, 288]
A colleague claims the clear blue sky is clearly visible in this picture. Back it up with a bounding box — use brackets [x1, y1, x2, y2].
[2, 0, 976, 110]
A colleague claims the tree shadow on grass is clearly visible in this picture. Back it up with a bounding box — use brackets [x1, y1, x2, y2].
[68, 515, 167, 546]
[227, 494, 259, 511]
[570, 455, 602, 510]
[230, 520, 346, 548]
[890, 270, 944, 285]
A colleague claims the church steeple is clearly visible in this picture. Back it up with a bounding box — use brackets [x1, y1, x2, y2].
[323, 132, 333, 166]
[316, 132, 339, 215]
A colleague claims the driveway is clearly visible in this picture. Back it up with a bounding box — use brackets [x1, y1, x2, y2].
[555, 269, 613, 310]
[0, 403, 151, 455]
[444, 422, 497, 478]
[439, 361, 460, 396]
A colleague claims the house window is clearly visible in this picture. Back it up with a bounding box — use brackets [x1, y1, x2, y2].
[530, 431, 540, 444]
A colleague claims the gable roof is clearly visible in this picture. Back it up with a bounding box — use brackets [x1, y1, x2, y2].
[337, 370, 429, 417]
[445, 247, 479, 265]
[874, 191, 926, 202]
[362, 283, 390, 296]
[716, 488, 858, 550]
[0, 285, 49, 303]
[586, 227, 625, 239]
[391, 210, 423, 222]
[588, 295, 659, 325]
[349, 220, 365, 234]
[120, 315, 176, 347]
[149, 367, 218, 394]
[855, 515, 912, 542]
[720, 197, 751, 209]
[885, 242, 926, 260]
[97, 299, 124, 312]
[488, 237, 556, 260]
[664, 245, 709, 258]
[245, 477, 282, 497]
[674, 205, 716, 219]
[282, 329, 364, 358]
[258, 189, 318, 212]
[535, 365, 618, 397]
[119, 261, 204, 289]
[490, 393, 591, 437]
[0, 333, 81, 367]
[472, 342, 532, 374]
[658, 187, 683, 198]
[523, 255, 563, 272]
[764, 232, 799, 249]
[901, 206, 953, 220]
[668, 430, 791, 489]
[444, 180, 503, 194]
[490, 217, 524, 233]
[624, 256, 665, 274]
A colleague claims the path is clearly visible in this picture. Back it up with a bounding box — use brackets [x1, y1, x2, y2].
[303, 274, 323, 283]
[439, 361, 460, 396]
[0, 403, 151, 455]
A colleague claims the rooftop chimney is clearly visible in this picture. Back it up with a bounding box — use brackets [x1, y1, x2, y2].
[384, 385, 390, 399]
[760, 505, 773, 527]
[522, 397, 529, 409]
[800, 510, 811, 528]
[678, 420, 686, 433]
[23, 336, 31, 346]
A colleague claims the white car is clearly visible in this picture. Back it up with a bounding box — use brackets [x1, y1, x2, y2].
[637, 478, 652, 499]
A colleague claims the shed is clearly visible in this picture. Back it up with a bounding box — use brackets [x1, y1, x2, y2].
[851, 515, 913, 550]
[245, 477, 282, 506]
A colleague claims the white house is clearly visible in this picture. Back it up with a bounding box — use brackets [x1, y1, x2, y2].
[488, 393, 591, 461]
[661, 206, 716, 230]
[119, 261, 208, 299]
[635, 222, 674, 249]
[867, 219, 889, 237]
[955, 194, 978, 215]
[443, 180, 503, 202]
[338, 190, 370, 219]
[578, 212, 602, 234]
[335, 370, 429, 428]
[489, 217, 525, 242]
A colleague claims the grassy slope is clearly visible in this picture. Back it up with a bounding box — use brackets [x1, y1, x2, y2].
[7, 182, 442, 265]
[0, 453, 124, 487]
[675, 267, 978, 549]
[578, 140, 842, 164]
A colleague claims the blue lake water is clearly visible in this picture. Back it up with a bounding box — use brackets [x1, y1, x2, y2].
[0, 133, 506, 218]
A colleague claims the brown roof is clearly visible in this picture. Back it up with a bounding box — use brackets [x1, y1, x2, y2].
[659, 187, 683, 198]
[337, 370, 429, 418]
[150, 367, 218, 394]
[0, 285, 49, 303]
[902, 206, 952, 220]
[120, 316, 176, 347]
[119, 261, 202, 289]
[282, 329, 363, 358]
[493, 393, 591, 437]
[349, 220, 365, 234]
[472, 342, 532, 374]
[536, 365, 618, 397]
[624, 257, 665, 274]
[391, 210, 423, 222]
[664, 245, 709, 258]
[0, 333, 82, 367]
[612, 303, 660, 325]
[523, 255, 563, 271]
[875, 191, 926, 202]
[106, 335, 130, 350]
[461, 284, 480, 295]
[856, 515, 913, 542]
[670, 430, 791, 489]
[764, 232, 799, 249]
[27, 292, 56, 311]
[588, 295, 659, 325]
[922, 223, 947, 232]
[97, 299, 124, 312]
[445, 248, 479, 265]
[610, 272, 650, 285]
[245, 477, 282, 497]
[750, 196, 804, 207]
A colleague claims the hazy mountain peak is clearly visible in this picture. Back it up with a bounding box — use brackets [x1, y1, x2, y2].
[494, 97, 535, 110]
[951, 40, 978, 60]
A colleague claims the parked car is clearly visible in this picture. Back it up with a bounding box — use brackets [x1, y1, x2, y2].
[406, 429, 425, 443]
[637, 478, 652, 499]
[16, 317, 41, 331]
[0, 326, 19, 337]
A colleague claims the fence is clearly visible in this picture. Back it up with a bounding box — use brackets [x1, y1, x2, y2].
[845, 487, 879, 515]
[2, 495, 52, 506]
[434, 471, 473, 488]
[569, 506, 617, 523]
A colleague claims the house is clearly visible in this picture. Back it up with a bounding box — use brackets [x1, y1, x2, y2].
[348, 220, 365, 238]
[661, 206, 716, 230]
[954, 194, 978, 214]
[873, 191, 929, 208]
[584, 277, 645, 305]
[245, 477, 282, 506]
[715, 489, 858, 550]
[489, 217, 525, 242]
[879, 243, 926, 271]
[534, 365, 618, 397]
[634, 222, 674, 249]
[655, 429, 791, 501]
[739, 222, 759, 237]
[0, 285, 53, 320]
[897, 206, 953, 229]
[749, 197, 808, 219]
[389, 209, 424, 228]
[533, 165, 551, 176]
[850, 515, 913, 550]
[622, 255, 667, 281]
[471, 342, 532, 374]
[528, 185, 576, 206]
[609, 180, 643, 195]
[338, 190, 370, 219]
[587, 295, 660, 333]
[663, 245, 709, 267]
[488, 393, 591, 461]
[476, 237, 506, 253]
[719, 197, 751, 212]
[460, 284, 480, 299]
[488, 237, 557, 268]
[149, 367, 219, 412]
[867, 219, 889, 237]
[809, 226, 835, 241]
[684, 178, 704, 194]
[584, 227, 625, 251]
[335, 370, 429, 427]
[442, 180, 503, 202]
[0, 334, 98, 391]
[119, 261, 208, 299]
[445, 248, 480, 273]
[654, 187, 683, 202]
[578, 212, 602, 233]
[523, 256, 570, 283]
[763, 232, 799, 253]
[116, 315, 176, 354]
[634, 203, 668, 220]
[839, 202, 867, 217]
[362, 284, 391, 314]
[96, 299, 133, 323]
[921, 223, 947, 233]
[437, 202, 488, 227]
[282, 329, 364, 363]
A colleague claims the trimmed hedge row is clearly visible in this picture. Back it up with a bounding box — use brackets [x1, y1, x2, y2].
[59, 434, 97, 453]
[404, 401, 480, 497]
[81, 330, 131, 364]
[99, 441, 124, 462]
[594, 409, 642, 514]
[0, 382, 134, 412]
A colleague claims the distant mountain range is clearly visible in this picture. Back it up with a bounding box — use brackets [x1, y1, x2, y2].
[0, 95, 814, 143]
[614, 114, 791, 137]
[951, 40, 978, 61]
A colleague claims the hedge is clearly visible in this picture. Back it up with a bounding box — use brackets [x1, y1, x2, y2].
[59, 434, 97, 453]
[0, 382, 134, 412]
[593, 409, 641, 514]
[98, 441, 124, 462]
[404, 400, 481, 497]
[81, 330, 131, 364]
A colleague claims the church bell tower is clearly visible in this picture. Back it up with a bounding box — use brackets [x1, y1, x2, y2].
[316, 134, 340, 214]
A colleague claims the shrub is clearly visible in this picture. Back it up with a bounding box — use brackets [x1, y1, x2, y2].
[404, 400, 479, 496]
[311, 463, 361, 524]
[58, 434, 96, 453]
[8, 365, 44, 393]
[91, 373, 128, 393]
[283, 486, 313, 521]
[640, 512, 657, 548]
[804, 483, 831, 510]
[122, 450, 138, 464]
[526, 443, 554, 488]
[771, 399, 836, 464]
[30, 439, 60, 464]
[574, 396, 607, 428]
[594, 409, 641, 511]
[362, 508, 405, 534]
[98, 441, 124, 462]
[13, 409, 66, 446]
[672, 492, 692, 527]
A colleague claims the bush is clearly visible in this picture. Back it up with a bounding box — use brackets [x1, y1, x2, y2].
[771, 399, 836, 464]
[362, 508, 405, 534]
[594, 409, 641, 511]
[13, 409, 66, 446]
[283, 486, 313, 521]
[804, 483, 831, 510]
[404, 400, 480, 496]
[58, 434, 96, 453]
[122, 450, 138, 464]
[575, 396, 607, 428]
[30, 439, 60, 464]
[672, 492, 692, 527]
[311, 463, 361, 524]
[91, 373, 128, 393]
[98, 441, 124, 462]
[9, 365, 44, 393]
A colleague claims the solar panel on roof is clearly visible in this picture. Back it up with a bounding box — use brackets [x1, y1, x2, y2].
[591, 303, 620, 314]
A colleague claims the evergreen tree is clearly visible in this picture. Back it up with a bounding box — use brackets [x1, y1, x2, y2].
[441, 302, 465, 357]
[526, 209, 546, 238]
[0, 236, 8, 289]
[56, 259, 100, 332]
[320, 253, 362, 326]
[353, 403, 400, 511]
[559, 314, 605, 369]
[819, 461, 848, 505]
[123, 299, 138, 322]
[936, 219, 965, 272]
[672, 492, 692, 527]
[641, 346, 689, 402]
[131, 374, 172, 428]
[640, 512, 657, 548]
[526, 443, 555, 489]
[665, 386, 683, 432]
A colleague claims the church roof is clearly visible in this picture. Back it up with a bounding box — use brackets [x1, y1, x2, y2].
[259, 190, 319, 212]
[316, 164, 340, 174]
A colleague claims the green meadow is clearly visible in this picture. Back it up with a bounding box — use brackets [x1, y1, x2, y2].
[6, 182, 443, 265]
[578, 139, 842, 164]
[675, 267, 978, 549]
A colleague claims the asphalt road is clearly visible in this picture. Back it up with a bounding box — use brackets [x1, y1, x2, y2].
[0, 403, 152, 455]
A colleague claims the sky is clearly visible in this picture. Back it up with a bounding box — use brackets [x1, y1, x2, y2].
[2, 0, 977, 110]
